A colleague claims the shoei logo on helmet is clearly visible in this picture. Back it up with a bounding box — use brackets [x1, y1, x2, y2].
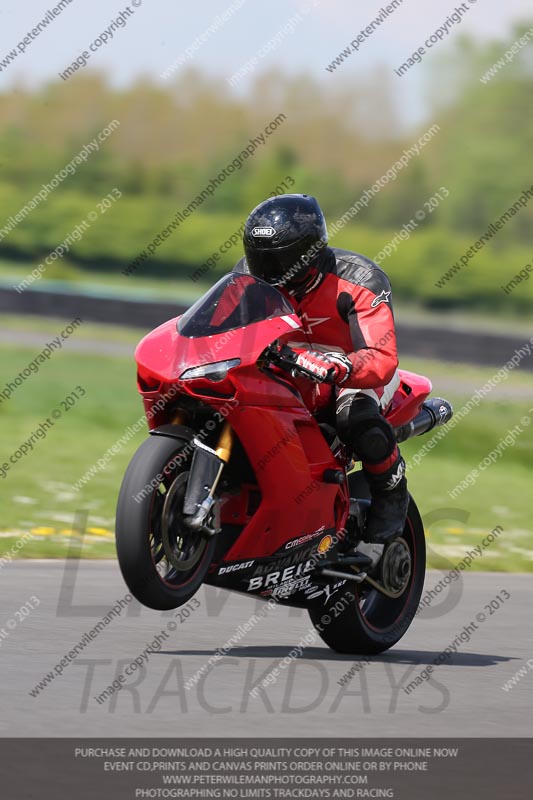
[252, 227, 276, 237]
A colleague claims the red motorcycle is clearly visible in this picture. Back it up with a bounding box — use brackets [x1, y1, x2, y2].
[116, 272, 453, 653]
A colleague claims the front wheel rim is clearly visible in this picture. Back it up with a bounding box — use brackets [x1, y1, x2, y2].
[149, 468, 208, 588]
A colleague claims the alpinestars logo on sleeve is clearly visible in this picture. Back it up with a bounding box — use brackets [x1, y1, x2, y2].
[371, 290, 391, 308]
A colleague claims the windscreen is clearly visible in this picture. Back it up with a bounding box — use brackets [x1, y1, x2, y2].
[178, 272, 295, 338]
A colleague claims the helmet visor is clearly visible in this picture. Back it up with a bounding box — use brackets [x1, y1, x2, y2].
[246, 247, 310, 288]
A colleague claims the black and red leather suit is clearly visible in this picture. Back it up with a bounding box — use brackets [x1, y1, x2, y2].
[235, 246, 406, 536]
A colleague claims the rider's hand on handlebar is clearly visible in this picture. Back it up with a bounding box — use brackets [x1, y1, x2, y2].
[294, 349, 352, 385]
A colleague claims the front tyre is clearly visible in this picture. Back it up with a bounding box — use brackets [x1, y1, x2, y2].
[115, 434, 216, 610]
[308, 495, 425, 654]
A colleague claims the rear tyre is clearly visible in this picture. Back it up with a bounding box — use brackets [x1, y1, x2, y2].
[308, 495, 425, 654]
[115, 434, 216, 610]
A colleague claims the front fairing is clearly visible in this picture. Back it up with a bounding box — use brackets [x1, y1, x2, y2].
[135, 314, 302, 386]
[135, 273, 302, 387]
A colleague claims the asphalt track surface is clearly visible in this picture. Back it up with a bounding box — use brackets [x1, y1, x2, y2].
[1, 561, 531, 737]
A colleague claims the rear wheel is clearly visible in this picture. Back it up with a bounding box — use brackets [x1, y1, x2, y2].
[115, 434, 216, 610]
[308, 495, 425, 654]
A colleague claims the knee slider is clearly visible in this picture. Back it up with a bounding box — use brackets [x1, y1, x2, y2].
[355, 424, 394, 463]
[337, 395, 396, 462]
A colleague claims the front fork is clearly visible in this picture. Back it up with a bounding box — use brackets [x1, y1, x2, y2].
[182, 422, 233, 535]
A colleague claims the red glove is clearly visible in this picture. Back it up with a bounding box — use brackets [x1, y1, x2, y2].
[295, 350, 352, 384]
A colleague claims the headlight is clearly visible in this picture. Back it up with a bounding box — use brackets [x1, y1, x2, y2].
[180, 358, 240, 382]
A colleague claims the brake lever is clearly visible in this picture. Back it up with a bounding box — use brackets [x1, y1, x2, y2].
[262, 344, 293, 367]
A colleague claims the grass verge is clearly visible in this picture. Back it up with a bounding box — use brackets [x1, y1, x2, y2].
[1, 320, 532, 569]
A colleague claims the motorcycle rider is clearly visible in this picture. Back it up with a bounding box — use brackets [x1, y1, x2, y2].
[235, 193, 407, 544]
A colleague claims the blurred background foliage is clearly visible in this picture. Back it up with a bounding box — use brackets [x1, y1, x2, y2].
[1, 19, 532, 558]
[0, 25, 532, 315]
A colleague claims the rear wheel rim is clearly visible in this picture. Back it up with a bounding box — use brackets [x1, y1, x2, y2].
[356, 517, 418, 633]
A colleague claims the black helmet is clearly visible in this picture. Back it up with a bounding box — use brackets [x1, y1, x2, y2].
[243, 194, 328, 290]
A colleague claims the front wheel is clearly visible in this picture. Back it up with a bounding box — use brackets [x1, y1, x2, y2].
[308, 495, 425, 654]
[115, 434, 216, 610]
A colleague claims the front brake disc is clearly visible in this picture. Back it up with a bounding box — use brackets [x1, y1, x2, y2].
[161, 472, 205, 572]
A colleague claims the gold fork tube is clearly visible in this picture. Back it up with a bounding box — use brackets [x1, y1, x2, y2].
[215, 422, 233, 463]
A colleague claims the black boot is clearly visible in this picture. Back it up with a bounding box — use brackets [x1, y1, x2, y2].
[363, 458, 409, 544]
